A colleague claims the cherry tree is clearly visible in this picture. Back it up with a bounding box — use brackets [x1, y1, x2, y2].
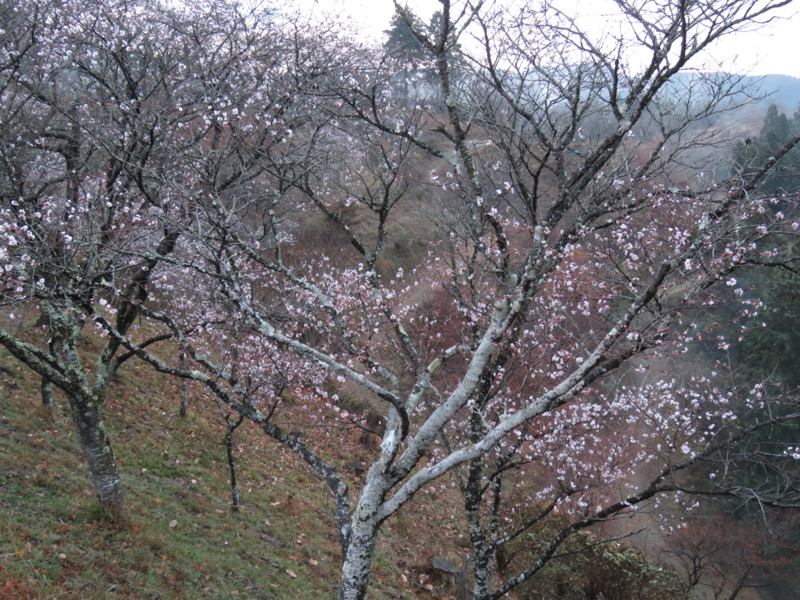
[0, 0, 187, 509]
[663, 515, 797, 600]
[11, 1, 799, 599]
[0, 0, 309, 509]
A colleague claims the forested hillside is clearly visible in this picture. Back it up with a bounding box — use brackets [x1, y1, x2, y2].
[1, 0, 799, 598]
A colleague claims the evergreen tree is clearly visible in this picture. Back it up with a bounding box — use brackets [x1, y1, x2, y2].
[383, 10, 426, 65]
[742, 267, 800, 389]
[734, 103, 800, 194]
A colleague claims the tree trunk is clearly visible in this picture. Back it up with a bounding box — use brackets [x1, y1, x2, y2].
[41, 376, 54, 410]
[180, 377, 189, 418]
[67, 392, 124, 510]
[224, 414, 244, 512]
[39, 320, 56, 413]
[471, 540, 495, 600]
[338, 476, 386, 600]
[463, 402, 499, 600]
[339, 520, 379, 600]
[179, 346, 188, 418]
[465, 457, 496, 600]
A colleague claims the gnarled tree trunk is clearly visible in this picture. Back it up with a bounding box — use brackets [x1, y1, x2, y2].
[338, 473, 387, 600]
[66, 391, 124, 510]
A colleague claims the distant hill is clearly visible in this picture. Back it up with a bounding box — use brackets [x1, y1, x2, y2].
[748, 74, 800, 111]
[666, 72, 800, 112]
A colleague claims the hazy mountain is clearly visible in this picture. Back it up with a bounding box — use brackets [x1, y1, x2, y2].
[752, 74, 800, 111]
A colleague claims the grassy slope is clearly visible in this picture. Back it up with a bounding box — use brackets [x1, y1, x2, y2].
[0, 316, 466, 599]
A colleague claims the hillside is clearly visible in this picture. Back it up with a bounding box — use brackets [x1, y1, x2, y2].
[2, 0, 799, 596]
[2, 102, 797, 599]
[755, 74, 800, 111]
[0, 316, 467, 599]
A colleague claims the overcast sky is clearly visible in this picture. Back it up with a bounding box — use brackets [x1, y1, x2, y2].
[294, 0, 800, 79]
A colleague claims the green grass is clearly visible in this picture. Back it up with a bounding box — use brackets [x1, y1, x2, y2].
[0, 306, 471, 599]
[0, 350, 351, 599]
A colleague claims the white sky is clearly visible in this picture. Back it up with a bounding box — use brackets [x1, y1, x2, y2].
[295, 0, 800, 78]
